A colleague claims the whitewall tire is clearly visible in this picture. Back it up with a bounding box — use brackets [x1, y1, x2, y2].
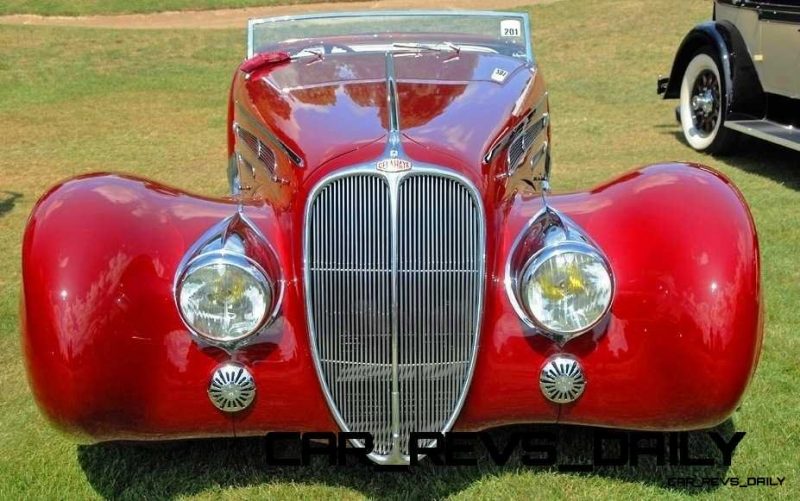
[679, 50, 736, 154]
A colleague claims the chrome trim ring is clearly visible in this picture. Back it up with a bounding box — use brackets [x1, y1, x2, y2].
[518, 241, 613, 337]
[208, 362, 256, 412]
[540, 355, 585, 404]
[176, 250, 274, 344]
[505, 207, 615, 345]
[172, 212, 284, 351]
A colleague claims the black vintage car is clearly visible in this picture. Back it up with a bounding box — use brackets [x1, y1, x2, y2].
[659, 0, 800, 153]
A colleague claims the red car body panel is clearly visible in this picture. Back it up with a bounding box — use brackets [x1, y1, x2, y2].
[22, 163, 761, 440]
[22, 47, 761, 442]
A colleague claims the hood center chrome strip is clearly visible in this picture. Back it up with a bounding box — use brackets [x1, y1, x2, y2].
[385, 50, 405, 463]
[378, 52, 413, 174]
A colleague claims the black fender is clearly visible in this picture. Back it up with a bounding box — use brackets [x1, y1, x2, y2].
[663, 21, 765, 120]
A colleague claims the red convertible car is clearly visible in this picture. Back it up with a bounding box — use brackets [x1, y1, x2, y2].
[21, 11, 762, 465]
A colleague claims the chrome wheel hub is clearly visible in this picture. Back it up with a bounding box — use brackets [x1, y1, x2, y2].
[691, 91, 714, 115]
[690, 69, 720, 135]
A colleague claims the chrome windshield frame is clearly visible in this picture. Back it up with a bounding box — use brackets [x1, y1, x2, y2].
[246, 10, 533, 63]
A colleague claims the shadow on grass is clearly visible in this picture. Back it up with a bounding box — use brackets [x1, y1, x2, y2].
[77, 420, 736, 499]
[665, 130, 800, 190]
[0, 191, 22, 218]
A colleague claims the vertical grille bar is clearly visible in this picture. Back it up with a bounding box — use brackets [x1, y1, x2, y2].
[306, 169, 484, 461]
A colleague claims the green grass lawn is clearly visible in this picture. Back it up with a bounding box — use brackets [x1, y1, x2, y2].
[1, 0, 799, 498]
[0, 0, 351, 17]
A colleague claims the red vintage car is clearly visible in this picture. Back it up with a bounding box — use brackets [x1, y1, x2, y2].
[21, 11, 762, 465]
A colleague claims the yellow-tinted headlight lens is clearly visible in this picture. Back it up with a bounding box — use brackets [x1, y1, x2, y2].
[178, 255, 271, 342]
[523, 247, 612, 334]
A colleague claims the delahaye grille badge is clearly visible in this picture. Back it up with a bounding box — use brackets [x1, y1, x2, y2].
[376, 158, 412, 173]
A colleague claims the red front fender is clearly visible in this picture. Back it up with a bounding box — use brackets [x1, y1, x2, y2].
[21, 174, 336, 440]
[461, 162, 762, 431]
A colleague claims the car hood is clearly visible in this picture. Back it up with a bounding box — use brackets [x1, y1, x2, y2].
[235, 51, 535, 172]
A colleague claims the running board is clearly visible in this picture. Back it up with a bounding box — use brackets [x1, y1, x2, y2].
[725, 120, 800, 152]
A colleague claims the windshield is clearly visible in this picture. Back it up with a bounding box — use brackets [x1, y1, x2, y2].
[248, 11, 532, 62]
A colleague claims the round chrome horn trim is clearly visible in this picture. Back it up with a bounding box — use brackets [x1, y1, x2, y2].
[539, 355, 586, 404]
[208, 363, 256, 412]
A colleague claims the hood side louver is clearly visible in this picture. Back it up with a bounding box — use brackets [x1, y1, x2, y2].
[234, 124, 281, 182]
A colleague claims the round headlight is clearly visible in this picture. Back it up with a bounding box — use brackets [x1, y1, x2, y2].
[177, 253, 272, 342]
[521, 243, 612, 335]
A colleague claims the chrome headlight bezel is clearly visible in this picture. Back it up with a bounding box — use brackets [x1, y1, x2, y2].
[518, 241, 614, 337]
[506, 207, 615, 344]
[176, 250, 275, 343]
[173, 212, 283, 349]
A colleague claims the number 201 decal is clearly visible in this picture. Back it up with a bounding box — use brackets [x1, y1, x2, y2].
[500, 19, 522, 38]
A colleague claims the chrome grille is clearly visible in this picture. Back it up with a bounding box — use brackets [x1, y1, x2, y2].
[397, 174, 483, 455]
[305, 169, 484, 461]
[307, 174, 393, 455]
